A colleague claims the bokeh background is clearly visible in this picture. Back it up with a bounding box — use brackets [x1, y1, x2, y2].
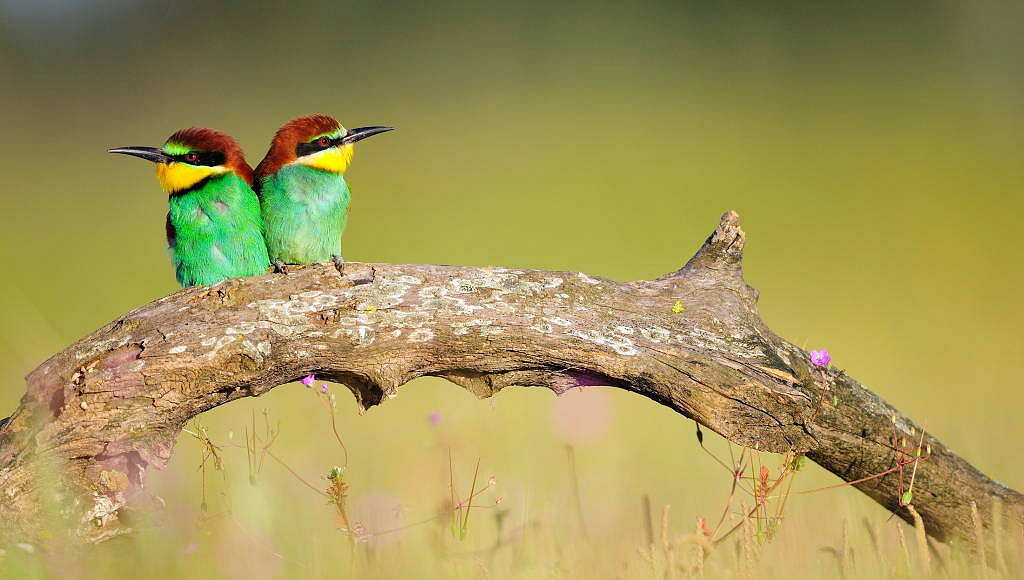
[1, 0, 1022, 577]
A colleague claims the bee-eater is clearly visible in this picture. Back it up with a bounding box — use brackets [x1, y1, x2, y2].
[109, 128, 271, 287]
[254, 115, 393, 269]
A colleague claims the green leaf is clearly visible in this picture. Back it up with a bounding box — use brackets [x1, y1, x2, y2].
[791, 455, 806, 472]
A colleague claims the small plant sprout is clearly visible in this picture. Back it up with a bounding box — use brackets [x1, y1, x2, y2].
[901, 428, 928, 508]
[182, 421, 224, 512]
[325, 466, 351, 532]
[790, 455, 806, 472]
[310, 382, 347, 466]
[445, 452, 500, 541]
[756, 466, 771, 506]
[242, 409, 280, 486]
[460, 458, 482, 540]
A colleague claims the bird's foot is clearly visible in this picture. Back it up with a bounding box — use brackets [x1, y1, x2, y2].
[273, 259, 291, 274]
[332, 254, 346, 275]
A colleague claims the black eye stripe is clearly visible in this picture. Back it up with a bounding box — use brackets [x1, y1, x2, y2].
[172, 151, 225, 166]
[295, 136, 342, 157]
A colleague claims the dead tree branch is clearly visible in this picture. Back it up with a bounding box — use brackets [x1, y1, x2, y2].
[0, 211, 1018, 547]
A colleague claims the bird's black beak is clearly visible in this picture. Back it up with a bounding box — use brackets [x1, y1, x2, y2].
[107, 146, 173, 163]
[341, 126, 395, 144]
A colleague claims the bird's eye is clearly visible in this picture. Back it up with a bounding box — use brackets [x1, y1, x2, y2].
[184, 153, 199, 163]
[317, 137, 332, 148]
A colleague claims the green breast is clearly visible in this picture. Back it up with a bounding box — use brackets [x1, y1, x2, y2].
[258, 165, 351, 265]
[167, 173, 270, 286]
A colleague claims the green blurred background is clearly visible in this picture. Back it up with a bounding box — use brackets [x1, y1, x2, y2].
[1, 0, 1022, 576]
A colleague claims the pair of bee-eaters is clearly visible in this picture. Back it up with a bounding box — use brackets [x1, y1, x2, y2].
[109, 115, 393, 286]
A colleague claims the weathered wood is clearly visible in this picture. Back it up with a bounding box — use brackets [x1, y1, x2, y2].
[0, 211, 1018, 547]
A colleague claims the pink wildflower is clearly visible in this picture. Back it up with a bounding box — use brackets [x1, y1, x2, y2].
[300, 374, 316, 388]
[809, 349, 831, 368]
[428, 411, 442, 425]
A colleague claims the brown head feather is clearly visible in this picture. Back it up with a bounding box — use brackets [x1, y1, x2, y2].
[165, 127, 254, 185]
[254, 115, 342, 182]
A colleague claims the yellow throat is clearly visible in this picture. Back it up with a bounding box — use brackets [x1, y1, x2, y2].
[297, 144, 355, 174]
[156, 163, 228, 193]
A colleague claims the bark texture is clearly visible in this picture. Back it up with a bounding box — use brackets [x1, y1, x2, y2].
[0, 212, 1018, 547]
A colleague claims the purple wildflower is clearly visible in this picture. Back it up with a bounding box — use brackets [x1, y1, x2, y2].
[300, 374, 316, 388]
[428, 411, 442, 425]
[809, 349, 831, 368]
[320, 384, 329, 394]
